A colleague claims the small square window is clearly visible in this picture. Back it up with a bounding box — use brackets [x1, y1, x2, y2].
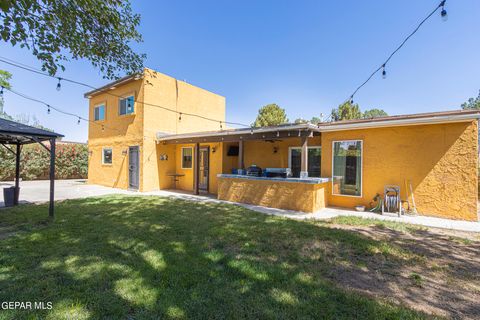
[119, 95, 134, 115]
[102, 148, 113, 165]
[94, 104, 105, 121]
[181, 147, 193, 169]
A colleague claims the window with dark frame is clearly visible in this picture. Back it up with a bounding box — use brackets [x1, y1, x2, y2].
[94, 104, 105, 121]
[102, 148, 113, 164]
[119, 95, 134, 115]
[182, 147, 193, 169]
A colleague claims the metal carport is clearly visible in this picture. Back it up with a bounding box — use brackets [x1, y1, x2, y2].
[0, 118, 63, 217]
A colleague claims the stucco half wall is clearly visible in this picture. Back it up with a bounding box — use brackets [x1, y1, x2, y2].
[321, 120, 479, 221]
[217, 177, 329, 213]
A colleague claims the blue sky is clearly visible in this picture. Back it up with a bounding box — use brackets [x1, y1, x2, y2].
[1, 0, 479, 142]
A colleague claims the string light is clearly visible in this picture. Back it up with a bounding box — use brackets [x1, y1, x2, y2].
[77, 117, 81, 125]
[47, 105, 51, 114]
[440, 0, 447, 21]
[219, 121, 223, 130]
[250, 128, 254, 134]
[343, 0, 447, 108]
[101, 125, 105, 132]
[0, 86, 3, 98]
[0, 56, 250, 129]
[178, 113, 182, 121]
[56, 77, 62, 91]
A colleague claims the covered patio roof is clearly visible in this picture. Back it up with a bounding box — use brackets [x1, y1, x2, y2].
[156, 123, 321, 144]
[0, 117, 63, 145]
[0, 118, 63, 218]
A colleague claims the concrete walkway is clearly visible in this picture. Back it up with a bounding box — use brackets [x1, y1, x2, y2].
[1, 179, 479, 233]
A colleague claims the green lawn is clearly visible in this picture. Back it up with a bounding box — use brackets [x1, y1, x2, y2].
[0, 196, 443, 319]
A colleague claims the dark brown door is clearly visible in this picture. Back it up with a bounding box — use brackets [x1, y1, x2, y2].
[199, 147, 209, 191]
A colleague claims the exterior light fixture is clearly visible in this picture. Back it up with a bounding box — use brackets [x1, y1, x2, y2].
[440, 0, 447, 21]
[56, 78, 62, 91]
[382, 64, 387, 79]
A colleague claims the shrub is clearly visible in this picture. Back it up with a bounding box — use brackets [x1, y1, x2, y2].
[0, 143, 88, 181]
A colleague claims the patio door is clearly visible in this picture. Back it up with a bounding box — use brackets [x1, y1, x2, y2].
[128, 146, 140, 190]
[289, 147, 321, 177]
[199, 147, 209, 191]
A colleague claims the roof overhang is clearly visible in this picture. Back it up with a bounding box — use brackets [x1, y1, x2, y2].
[156, 110, 480, 145]
[84, 73, 143, 98]
[157, 124, 321, 144]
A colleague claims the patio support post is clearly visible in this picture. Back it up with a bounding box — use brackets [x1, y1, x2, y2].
[14, 143, 20, 205]
[49, 138, 56, 218]
[300, 135, 308, 178]
[238, 140, 244, 170]
[193, 143, 200, 195]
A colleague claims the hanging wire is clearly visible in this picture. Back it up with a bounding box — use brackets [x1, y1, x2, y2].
[341, 0, 447, 106]
[0, 56, 250, 128]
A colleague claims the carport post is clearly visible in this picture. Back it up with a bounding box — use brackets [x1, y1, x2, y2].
[14, 143, 20, 205]
[49, 138, 56, 218]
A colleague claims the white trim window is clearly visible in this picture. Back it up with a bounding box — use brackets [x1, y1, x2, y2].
[102, 147, 113, 165]
[288, 146, 321, 177]
[181, 147, 193, 169]
[94, 104, 105, 121]
[119, 95, 134, 115]
[332, 140, 362, 197]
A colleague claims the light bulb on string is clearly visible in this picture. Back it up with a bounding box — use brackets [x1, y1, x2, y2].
[382, 64, 387, 79]
[0, 86, 4, 98]
[47, 105, 51, 114]
[440, 1, 448, 21]
[178, 113, 182, 121]
[77, 117, 81, 125]
[56, 78, 62, 91]
[219, 121, 223, 130]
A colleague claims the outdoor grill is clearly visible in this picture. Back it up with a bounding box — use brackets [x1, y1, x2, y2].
[265, 168, 292, 178]
[246, 165, 262, 177]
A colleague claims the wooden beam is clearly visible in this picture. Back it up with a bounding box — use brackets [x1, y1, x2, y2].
[49, 138, 56, 218]
[238, 140, 244, 170]
[14, 144, 20, 205]
[160, 130, 320, 145]
[193, 143, 200, 195]
[300, 135, 308, 178]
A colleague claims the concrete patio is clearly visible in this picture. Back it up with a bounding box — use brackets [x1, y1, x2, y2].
[1, 179, 479, 233]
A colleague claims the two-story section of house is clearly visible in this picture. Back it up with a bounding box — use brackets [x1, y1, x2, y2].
[84, 68, 226, 192]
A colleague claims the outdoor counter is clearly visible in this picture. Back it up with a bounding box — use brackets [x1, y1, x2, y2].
[217, 174, 331, 213]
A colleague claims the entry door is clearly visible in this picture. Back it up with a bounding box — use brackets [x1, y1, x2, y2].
[128, 146, 140, 190]
[199, 147, 209, 191]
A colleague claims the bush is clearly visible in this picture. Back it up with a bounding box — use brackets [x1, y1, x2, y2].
[0, 143, 88, 181]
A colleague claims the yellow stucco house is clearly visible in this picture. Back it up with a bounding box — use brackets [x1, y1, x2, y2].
[85, 68, 480, 221]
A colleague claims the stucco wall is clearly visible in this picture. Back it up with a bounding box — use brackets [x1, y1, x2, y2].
[88, 68, 226, 192]
[321, 121, 478, 221]
[87, 79, 144, 189]
[218, 177, 329, 213]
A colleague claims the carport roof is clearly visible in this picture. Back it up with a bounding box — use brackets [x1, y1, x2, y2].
[0, 117, 63, 145]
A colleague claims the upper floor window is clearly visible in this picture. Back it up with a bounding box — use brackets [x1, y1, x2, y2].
[94, 104, 105, 121]
[119, 95, 135, 115]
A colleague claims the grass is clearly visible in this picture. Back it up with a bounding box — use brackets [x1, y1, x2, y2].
[0, 195, 438, 319]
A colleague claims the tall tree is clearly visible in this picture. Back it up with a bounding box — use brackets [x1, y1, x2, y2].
[363, 108, 388, 119]
[0, 69, 12, 114]
[0, 0, 145, 79]
[252, 104, 288, 127]
[461, 90, 480, 110]
[330, 101, 362, 121]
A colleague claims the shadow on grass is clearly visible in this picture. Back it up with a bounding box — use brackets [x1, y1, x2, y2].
[0, 195, 463, 319]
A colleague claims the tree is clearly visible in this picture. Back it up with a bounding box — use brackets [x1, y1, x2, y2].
[294, 118, 308, 124]
[0, 69, 12, 114]
[0, 1, 145, 79]
[310, 116, 322, 124]
[330, 101, 362, 121]
[363, 108, 388, 119]
[461, 90, 480, 110]
[252, 104, 288, 127]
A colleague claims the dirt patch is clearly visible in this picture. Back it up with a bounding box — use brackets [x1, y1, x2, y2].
[325, 224, 480, 319]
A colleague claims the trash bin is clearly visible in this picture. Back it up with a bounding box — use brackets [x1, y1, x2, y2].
[3, 187, 19, 207]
